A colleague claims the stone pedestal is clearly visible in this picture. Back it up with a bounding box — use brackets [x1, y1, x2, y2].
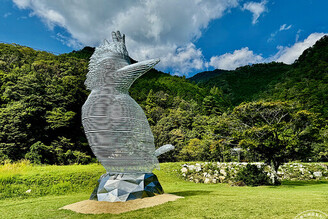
[90, 172, 164, 202]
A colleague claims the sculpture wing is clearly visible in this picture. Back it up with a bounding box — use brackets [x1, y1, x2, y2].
[115, 58, 160, 80]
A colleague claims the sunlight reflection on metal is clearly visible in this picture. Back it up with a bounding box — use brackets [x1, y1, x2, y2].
[90, 173, 164, 202]
[82, 31, 174, 202]
[82, 31, 161, 173]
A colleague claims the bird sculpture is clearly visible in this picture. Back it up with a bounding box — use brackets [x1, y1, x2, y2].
[82, 31, 174, 202]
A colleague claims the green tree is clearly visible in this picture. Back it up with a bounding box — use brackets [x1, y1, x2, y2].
[179, 138, 203, 161]
[202, 86, 230, 115]
[233, 101, 319, 184]
[46, 107, 76, 130]
[25, 141, 55, 164]
[0, 102, 30, 161]
[313, 126, 328, 161]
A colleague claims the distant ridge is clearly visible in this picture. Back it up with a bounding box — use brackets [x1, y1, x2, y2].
[188, 62, 292, 105]
[188, 69, 230, 83]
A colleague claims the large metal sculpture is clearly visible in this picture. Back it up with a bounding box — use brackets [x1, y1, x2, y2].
[82, 31, 174, 202]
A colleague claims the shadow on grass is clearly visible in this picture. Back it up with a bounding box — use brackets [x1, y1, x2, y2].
[268, 180, 328, 188]
[171, 190, 213, 197]
[283, 180, 328, 186]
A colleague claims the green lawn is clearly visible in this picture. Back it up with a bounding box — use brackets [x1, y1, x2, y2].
[1, 162, 328, 218]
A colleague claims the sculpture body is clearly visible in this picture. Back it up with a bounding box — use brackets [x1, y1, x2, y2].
[82, 32, 162, 173]
[82, 31, 173, 201]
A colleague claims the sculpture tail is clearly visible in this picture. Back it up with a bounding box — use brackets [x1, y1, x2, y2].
[155, 144, 175, 157]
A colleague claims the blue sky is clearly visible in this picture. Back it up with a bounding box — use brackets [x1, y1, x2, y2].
[1, 0, 328, 76]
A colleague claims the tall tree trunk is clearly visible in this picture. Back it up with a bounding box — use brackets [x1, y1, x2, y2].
[270, 160, 279, 185]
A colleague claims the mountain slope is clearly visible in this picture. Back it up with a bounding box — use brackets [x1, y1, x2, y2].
[264, 35, 328, 118]
[190, 62, 292, 105]
[190, 35, 328, 118]
[189, 69, 230, 84]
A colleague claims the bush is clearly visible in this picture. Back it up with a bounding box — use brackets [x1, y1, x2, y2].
[25, 141, 55, 164]
[64, 150, 91, 164]
[235, 164, 271, 186]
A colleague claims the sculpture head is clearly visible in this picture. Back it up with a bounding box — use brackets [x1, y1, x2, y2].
[85, 31, 132, 90]
[85, 31, 161, 92]
[93, 31, 130, 64]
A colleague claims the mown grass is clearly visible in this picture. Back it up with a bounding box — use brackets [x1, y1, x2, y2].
[0, 160, 105, 199]
[0, 162, 328, 218]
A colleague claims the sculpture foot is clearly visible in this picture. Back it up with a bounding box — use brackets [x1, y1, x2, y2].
[90, 172, 164, 202]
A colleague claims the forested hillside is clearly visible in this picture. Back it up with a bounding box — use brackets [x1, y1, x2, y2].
[190, 62, 292, 106]
[0, 44, 90, 164]
[0, 36, 327, 165]
[263, 36, 328, 119]
[189, 69, 230, 84]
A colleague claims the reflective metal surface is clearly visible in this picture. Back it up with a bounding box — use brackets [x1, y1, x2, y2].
[82, 31, 160, 173]
[90, 172, 164, 202]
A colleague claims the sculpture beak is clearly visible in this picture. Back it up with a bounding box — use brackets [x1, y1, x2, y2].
[145, 58, 160, 69]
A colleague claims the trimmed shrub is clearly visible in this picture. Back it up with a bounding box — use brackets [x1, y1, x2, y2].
[235, 164, 271, 186]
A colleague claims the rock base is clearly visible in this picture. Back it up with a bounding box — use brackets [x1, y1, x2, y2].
[90, 172, 164, 202]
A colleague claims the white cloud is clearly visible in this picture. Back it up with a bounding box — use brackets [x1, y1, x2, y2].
[3, 12, 12, 18]
[160, 43, 205, 75]
[279, 24, 292, 31]
[275, 32, 327, 64]
[209, 32, 327, 70]
[209, 47, 264, 70]
[55, 33, 83, 49]
[13, 0, 30, 8]
[12, 0, 240, 75]
[295, 29, 302, 42]
[242, 0, 267, 24]
[268, 23, 292, 42]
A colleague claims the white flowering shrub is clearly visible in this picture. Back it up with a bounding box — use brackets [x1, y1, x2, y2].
[180, 162, 328, 184]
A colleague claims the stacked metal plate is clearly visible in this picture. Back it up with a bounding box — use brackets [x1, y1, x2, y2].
[82, 31, 174, 202]
[82, 31, 160, 173]
[90, 173, 164, 202]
